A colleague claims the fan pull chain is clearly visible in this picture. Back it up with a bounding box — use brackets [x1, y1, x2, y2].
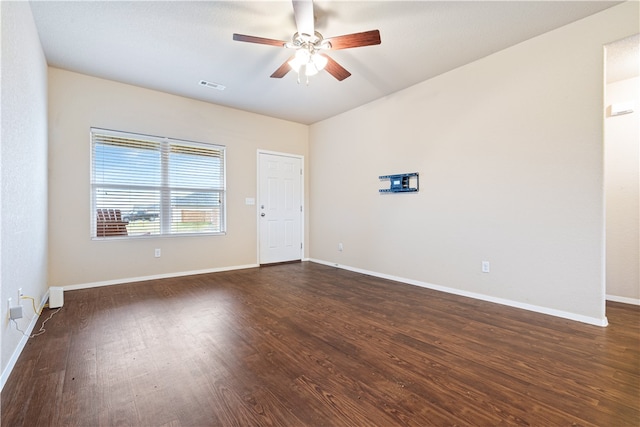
[295, 75, 311, 85]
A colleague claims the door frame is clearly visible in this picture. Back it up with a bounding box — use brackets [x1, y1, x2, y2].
[256, 150, 305, 265]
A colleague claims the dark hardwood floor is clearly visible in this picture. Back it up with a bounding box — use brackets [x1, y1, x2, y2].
[2, 262, 638, 426]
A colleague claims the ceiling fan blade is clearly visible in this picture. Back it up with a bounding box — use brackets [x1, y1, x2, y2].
[270, 56, 295, 78]
[322, 55, 351, 81]
[292, 0, 314, 36]
[327, 30, 381, 50]
[233, 34, 287, 47]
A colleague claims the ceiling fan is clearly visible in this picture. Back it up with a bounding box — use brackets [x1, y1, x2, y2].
[232, 0, 381, 82]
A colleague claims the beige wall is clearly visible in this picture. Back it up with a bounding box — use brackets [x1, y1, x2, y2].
[309, 2, 639, 324]
[605, 76, 640, 302]
[1, 1, 49, 387]
[48, 68, 309, 288]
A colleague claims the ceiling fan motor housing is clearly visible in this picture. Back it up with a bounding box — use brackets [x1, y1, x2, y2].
[286, 31, 332, 52]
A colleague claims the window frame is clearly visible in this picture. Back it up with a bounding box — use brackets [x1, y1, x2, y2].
[90, 127, 226, 239]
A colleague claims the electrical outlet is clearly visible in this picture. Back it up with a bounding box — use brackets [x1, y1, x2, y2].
[482, 261, 491, 273]
[154, 248, 161, 258]
[338, 243, 343, 252]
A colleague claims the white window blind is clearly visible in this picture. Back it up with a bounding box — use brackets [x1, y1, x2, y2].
[91, 128, 226, 238]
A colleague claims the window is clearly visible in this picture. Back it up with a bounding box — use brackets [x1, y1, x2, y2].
[91, 128, 225, 238]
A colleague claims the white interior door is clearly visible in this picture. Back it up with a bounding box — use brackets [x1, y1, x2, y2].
[258, 152, 303, 264]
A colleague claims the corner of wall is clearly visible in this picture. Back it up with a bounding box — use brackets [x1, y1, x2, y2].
[0, 0, 50, 391]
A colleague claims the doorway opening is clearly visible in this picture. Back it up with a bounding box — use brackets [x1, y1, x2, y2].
[603, 34, 640, 307]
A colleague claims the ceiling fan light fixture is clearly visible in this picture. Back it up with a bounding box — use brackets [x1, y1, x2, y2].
[289, 48, 326, 77]
[287, 48, 309, 72]
[304, 63, 318, 76]
[312, 53, 327, 71]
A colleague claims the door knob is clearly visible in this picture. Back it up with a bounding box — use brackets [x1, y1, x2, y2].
[261, 213, 266, 217]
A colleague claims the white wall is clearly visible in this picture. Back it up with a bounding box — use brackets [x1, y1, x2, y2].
[1, 1, 49, 388]
[48, 68, 309, 289]
[309, 2, 639, 325]
[605, 76, 640, 303]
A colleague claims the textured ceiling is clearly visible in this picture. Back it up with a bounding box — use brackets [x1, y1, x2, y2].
[30, 1, 624, 124]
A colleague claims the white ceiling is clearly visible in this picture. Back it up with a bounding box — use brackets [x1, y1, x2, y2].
[29, 1, 624, 125]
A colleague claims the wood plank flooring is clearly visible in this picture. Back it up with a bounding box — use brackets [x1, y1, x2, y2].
[2, 262, 639, 426]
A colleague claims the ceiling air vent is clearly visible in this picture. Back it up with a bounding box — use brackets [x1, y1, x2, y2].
[199, 80, 226, 91]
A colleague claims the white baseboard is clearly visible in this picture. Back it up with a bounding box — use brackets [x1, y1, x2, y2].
[1, 290, 50, 392]
[606, 294, 640, 306]
[61, 263, 260, 292]
[309, 258, 608, 327]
